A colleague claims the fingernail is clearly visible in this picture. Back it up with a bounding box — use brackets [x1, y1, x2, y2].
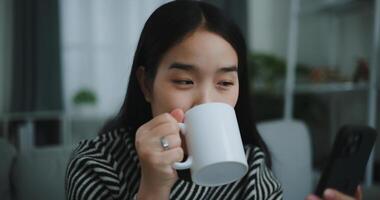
[324, 189, 336, 199]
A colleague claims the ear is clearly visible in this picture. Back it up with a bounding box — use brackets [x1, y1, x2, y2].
[136, 66, 152, 102]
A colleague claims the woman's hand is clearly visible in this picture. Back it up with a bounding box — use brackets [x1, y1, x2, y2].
[306, 186, 362, 200]
[135, 109, 185, 200]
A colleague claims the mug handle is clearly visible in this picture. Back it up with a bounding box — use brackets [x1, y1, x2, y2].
[173, 123, 193, 170]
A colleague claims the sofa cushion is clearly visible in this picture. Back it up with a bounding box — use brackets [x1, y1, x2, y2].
[11, 145, 74, 200]
[257, 120, 313, 200]
[0, 138, 16, 200]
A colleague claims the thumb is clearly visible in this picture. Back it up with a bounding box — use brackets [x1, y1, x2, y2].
[355, 185, 362, 200]
[170, 108, 184, 123]
[323, 189, 353, 200]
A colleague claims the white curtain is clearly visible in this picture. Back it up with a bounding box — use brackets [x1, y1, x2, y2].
[60, 0, 171, 116]
[0, 0, 13, 114]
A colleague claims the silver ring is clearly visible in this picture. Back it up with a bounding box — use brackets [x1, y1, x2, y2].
[160, 137, 170, 151]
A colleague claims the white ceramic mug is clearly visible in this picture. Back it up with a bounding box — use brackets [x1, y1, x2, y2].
[173, 102, 248, 186]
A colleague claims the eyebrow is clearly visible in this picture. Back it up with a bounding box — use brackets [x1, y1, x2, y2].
[168, 62, 238, 73]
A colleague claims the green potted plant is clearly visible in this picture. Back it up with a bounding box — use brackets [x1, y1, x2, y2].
[247, 52, 310, 93]
[72, 88, 97, 114]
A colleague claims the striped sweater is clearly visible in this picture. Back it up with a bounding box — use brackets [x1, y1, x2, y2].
[65, 128, 283, 200]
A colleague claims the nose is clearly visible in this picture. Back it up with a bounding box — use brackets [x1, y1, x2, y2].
[192, 87, 214, 107]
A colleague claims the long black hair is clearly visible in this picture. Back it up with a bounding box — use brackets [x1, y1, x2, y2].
[100, 0, 271, 167]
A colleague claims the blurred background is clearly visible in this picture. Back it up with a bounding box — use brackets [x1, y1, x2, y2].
[0, 0, 379, 199]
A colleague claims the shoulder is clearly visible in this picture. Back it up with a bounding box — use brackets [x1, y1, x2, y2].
[244, 145, 265, 164]
[67, 127, 137, 172]
[65, 128, 138, 199]
[69, 127, 136, 162]
[243, 145, 283, 199]
[244, 145, 271, 173]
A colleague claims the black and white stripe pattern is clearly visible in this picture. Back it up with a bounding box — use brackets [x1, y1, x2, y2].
[65, 128, 283, 200]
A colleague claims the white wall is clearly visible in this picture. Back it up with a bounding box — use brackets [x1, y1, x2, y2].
[248, 0, 290, 58]
[0, 0, 12, 114]
[248, 0, 330, 64]
[336, 7, 373, 77]
[60, 0, 170, 117]
[247, 0, 373, 77]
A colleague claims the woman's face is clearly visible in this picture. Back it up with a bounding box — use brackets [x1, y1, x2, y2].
[141, 29, 239, 116]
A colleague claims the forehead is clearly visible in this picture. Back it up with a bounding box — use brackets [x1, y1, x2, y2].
[158, 29, 238, 72]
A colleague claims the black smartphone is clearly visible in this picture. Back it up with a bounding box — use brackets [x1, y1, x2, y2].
[315, 125, 377, 197]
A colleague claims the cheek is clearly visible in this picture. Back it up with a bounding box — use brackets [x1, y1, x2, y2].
[151, 82, 193, 116]
[227, 85, 239, 107]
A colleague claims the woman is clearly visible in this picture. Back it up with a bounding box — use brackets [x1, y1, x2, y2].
[65, 1, 360, 200]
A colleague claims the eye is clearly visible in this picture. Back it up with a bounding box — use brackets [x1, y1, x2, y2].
[172, 80, 194, 85]
[218, 81, 234, 87]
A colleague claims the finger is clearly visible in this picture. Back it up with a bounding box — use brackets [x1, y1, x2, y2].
[305, 194, 322, 200]
[323, 189, 355, 200]
[137, 123, 179, 151]
[161, 134, 182, 150]
[170, 108, 184, 123]
[150, 122, 180, 138]
[141, 113, 177, 131]
[161, 147, 184, 165]
[138, 118, 179, 141]
[355, 185, 362, 200]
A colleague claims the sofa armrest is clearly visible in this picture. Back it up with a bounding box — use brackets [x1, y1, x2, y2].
[11, 145, 75, 200]
[0, 138, 17, 200]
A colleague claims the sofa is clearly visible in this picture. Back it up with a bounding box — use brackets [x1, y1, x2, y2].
[0, 139, 74, 200]
[0, 120, 315, 200]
